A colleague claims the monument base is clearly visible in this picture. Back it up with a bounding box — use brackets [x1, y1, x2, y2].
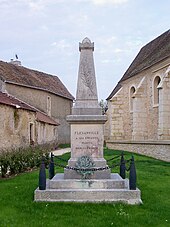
[34, 173, 142, 204]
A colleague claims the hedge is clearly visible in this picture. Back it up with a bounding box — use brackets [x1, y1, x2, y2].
[0, 145, 50, 178]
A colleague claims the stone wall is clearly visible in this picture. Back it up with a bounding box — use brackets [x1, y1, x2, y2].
[6, 83, 72, 144]
[36, 122, 58, 145]
[0, 105, 35, 149]
[0, 104, 58, 150]
[106, 141, 170, 162]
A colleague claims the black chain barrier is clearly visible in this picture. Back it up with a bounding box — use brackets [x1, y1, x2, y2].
[53, 155, 132, 172]
[125, 159, 131, 170]
[55, 156, 68, 162]
[39, 152, 137, 190]
[106, 155, 121, 162]
[54, 162, 110, 172]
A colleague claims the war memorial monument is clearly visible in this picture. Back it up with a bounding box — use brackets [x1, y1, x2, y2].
[34, 38, 142, 204]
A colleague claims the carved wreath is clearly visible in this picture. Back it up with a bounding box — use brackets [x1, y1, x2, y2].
[75, 156, 95, 179]
[80, 57, 95, 95]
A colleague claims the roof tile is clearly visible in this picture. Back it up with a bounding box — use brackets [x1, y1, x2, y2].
[0, 92, 59, 126]
[0, 61, 74, 100]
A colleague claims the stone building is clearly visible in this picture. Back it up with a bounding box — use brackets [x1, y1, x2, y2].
[0, 60, 74, 146]
[0, 92, 59, 149]
[106, 29, 170, 161]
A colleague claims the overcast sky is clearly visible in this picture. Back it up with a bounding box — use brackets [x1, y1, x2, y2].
[0, 0, 169, 100]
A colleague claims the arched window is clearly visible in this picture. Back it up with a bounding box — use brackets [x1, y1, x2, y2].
[153, 76, 161, 106]
[130, 86, 136, 112]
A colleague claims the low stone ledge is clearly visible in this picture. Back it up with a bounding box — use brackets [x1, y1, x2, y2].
[106, 140, 170, 145]
[106, 140, 170, 162]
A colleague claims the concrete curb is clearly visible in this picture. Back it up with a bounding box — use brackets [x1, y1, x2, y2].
[52, 148, 71, 156]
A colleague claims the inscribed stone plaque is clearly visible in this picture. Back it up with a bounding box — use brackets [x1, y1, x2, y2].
[71, 124, 104, 158]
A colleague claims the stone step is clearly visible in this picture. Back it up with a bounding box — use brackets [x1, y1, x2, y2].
[34, 188, 142, 205]
[34, 173, 142, 204]
[49, 173, 127, 189]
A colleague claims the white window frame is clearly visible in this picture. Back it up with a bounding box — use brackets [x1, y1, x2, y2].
[129, 86, 136, 112]
[153, 75, 161, 107]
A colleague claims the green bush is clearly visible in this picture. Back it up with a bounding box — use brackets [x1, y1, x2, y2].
[0, 145, 50, 178]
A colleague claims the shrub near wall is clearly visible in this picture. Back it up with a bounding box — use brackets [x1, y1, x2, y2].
[0, 146, 50, 178]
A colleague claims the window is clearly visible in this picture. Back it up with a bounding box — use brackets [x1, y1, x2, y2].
[130, 86, 136, 112]
[153, 76, 161, 106]
[53, 127, 57, 137]
[29, 123, 34, 145]
[14, 109, 20, 129]
[47, 96, 51, 116]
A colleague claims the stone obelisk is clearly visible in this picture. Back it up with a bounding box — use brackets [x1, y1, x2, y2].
[65, 37, 110, 179]
[72, 37, 101, 115]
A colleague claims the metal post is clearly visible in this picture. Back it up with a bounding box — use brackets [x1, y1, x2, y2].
[39, 157, 46, 190]
[120, 152, 126, 179]
[49, 152, 55, 179]
[129, 155, 136, 190]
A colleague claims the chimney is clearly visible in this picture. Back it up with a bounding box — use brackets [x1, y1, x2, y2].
[9, 55, 22, 66]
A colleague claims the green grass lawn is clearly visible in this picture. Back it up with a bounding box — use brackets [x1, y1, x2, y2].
[0, 149, 170, 227]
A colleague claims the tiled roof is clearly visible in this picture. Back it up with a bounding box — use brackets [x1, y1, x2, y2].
[121, 29, 170, 82]
[0, 61, 74, 100]
[0, 92, 59, 126]
[36, 112, 59, 126]
[0, 91, 36, 112]
[106, 83, 122, 100]
[107, 29, 170, 100]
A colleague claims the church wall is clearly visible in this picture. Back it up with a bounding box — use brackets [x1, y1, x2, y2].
[106, 87, 125, 141]
[106, 58, 170, 160]
[157, 65, 170, 140]
[107, 58, 170, 142]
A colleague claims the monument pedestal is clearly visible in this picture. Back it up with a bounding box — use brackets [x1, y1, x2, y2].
[64, 115, 111, 179]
